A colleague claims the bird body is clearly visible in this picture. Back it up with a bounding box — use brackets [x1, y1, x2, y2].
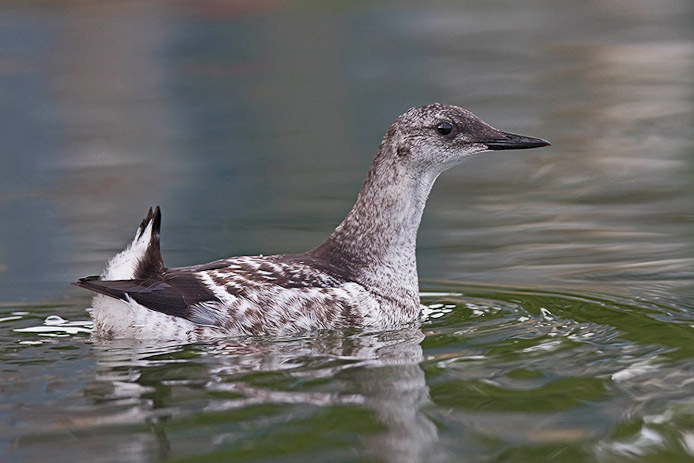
[75, 104, 549, 340]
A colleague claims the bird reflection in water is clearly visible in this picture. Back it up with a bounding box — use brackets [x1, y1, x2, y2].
[88, 326, 439, 463]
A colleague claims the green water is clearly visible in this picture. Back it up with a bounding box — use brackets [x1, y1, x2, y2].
[3, 286, 694, 462]
[1, 1, 693, 462]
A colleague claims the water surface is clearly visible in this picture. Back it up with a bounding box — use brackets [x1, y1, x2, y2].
[1, 1, 693, 462]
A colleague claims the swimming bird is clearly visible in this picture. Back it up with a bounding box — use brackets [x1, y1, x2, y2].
[74, 104, 549, 341]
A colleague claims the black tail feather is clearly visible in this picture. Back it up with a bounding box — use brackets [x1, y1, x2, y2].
[137, 206, 161, 240]
[134, 206, 166, 279]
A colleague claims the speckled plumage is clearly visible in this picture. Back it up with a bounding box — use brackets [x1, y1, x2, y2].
[75, 104, 549, 340]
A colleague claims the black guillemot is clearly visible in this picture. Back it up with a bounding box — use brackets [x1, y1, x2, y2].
[74, 103, 549, 340]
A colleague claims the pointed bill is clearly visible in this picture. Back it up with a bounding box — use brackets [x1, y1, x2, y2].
[483, 131, 551, 151]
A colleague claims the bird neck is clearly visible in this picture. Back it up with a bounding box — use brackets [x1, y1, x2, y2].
[313, 146, 438, 295]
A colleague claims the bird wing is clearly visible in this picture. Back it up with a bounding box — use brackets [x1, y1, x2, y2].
[74, 272, 220, 321]
[74, 255, 350, 332]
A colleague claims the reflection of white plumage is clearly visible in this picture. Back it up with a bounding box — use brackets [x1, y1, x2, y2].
[74, 104, 549, 341]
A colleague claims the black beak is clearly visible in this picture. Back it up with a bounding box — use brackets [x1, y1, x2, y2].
[483, 131, 551, 151]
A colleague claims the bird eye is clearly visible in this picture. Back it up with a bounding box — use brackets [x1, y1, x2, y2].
[436, 122, 455, 137]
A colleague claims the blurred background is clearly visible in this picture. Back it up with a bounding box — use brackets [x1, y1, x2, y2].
[0, 0, 692, 303]
[1, 2, 694, 463]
